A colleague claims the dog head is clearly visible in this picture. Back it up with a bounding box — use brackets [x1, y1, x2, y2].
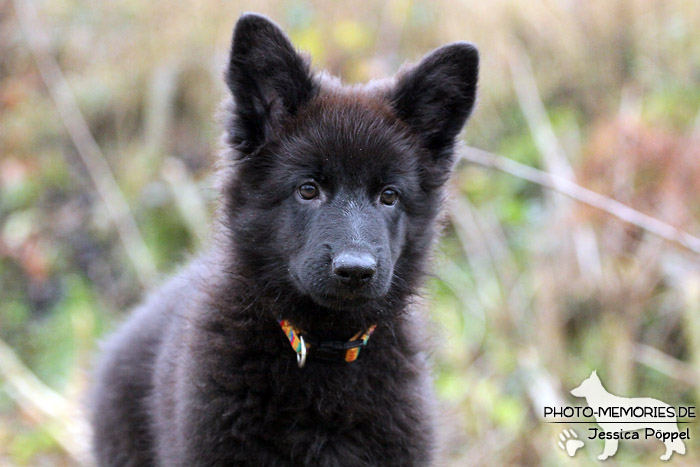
[571, 370, 603, 398]
[221, 14, 478, 328]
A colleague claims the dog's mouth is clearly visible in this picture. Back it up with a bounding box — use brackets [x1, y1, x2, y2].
[290, 269, 385, 309]
[308, 291, 377, 311]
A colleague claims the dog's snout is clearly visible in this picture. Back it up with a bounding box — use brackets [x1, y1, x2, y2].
[332, 251, 377, 288]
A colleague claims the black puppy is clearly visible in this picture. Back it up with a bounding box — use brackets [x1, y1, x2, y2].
[91, 13, 478, 466]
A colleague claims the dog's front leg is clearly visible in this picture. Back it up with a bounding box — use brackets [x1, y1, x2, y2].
[597, 438, 618, 460]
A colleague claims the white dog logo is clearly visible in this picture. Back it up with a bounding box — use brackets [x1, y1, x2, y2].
[570, 370, 686, 461]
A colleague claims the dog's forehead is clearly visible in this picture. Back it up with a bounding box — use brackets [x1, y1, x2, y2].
[280, 90, 417, 178]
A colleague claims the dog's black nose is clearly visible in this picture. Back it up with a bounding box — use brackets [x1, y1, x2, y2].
[332, 251, 376, 288]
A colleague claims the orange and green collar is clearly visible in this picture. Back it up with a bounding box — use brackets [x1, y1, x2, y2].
[278, 319, 377, 368]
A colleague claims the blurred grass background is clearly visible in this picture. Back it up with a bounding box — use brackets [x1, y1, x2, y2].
[2, 0, 700, 465]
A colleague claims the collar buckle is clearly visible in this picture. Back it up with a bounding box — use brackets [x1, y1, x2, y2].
[296, 335, 307, 368]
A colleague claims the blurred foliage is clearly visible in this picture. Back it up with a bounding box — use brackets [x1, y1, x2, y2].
[2, 0, 700, 465]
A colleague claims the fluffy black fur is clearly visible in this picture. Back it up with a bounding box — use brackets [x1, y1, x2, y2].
[90, 13, 478, 466]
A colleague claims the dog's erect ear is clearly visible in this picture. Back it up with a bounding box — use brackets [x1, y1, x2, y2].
[390, 42, 479, 158]
[226, 14, 316, 154]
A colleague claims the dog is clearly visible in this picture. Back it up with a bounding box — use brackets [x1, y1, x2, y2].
[571, 370, 686, 461]
[90, 13, 479, 466]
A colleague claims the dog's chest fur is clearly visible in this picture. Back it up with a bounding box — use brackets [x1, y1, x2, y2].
[145, 270, 435, 466]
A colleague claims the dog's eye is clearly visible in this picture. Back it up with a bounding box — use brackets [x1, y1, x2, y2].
[380, 188, 398, 206]
[298, 183, 319, 200]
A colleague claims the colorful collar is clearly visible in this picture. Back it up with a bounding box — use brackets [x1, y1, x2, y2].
[278, 320, 377, 368]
